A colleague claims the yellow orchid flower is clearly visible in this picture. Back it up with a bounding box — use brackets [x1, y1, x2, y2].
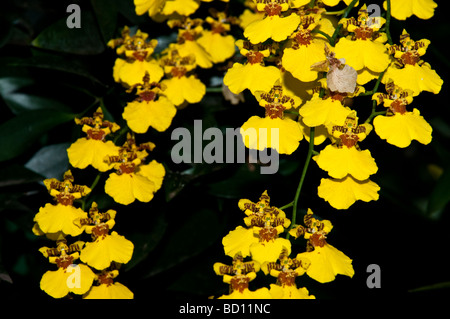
[373, 81, 432, 147]
[67, 107, 121, 172]
[383, 30, 443, 96]
[384, 0, 437, 20]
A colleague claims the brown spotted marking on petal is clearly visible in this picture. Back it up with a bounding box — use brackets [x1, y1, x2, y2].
[400, 51, 421, 66]
[132, 50, 148, 61]
[264, 3, 282, 16]
[230, 275, 250, 293]
[353, 26, 374, 40]
[97, 273, 115, 286]
[390, 100, 407, 114]
[139, 90, 156, 102]
[86, 128, 107, 141]
[211, 22, 227, 35]
[339, 133, 359, 148]
[264, 103, 285, 119]
[259, 226, 278, 242]
[56, 193, 75, 206]
[56, 255, 74, 270]
[309, 232, 326, 248]
[118, 163, 136, 174]
[246, 51, 265, 64]
[92, 224, 110, 240]
[277, 269, 297, 286]
[293, 30, 313, 47]
[171, 66, 188, 78]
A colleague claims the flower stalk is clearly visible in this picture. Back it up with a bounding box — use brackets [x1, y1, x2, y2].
[329, 0, 360, 46]
[287, 127, 315, 239]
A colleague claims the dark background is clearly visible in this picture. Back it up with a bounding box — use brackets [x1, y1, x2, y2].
[0, 0, 449, 304]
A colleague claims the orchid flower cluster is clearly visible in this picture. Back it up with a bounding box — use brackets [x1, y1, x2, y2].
[32, 37, 170, 297]
[32, 169, 134, 298]
[226, 0, 442, 211]
[31, 0, 237, 299]
[212, 0, 441, 299]
[214, 190, 354, 298]
[32, 0, 442, 299]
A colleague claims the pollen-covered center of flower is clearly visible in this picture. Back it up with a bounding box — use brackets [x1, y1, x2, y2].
[310, 232, 327, 248]
[353, 25, 374, 40]
[264, 3, 283, 16]
[92, 223, 110, 240]
[339, 133, 359, 148]
[246, 51, 264, 64]
[56, 255, 74, 270]
[329, 91, 348, 101]
[278, 269, 297, 286]
[118, 162, 136, 174]
[400, 51, 420, 66]
[265, 103, 285, 119]
[211, 22, 227, 34]
[98, 273, 114, 286]
[389, 100, 407, 115]
[171, 66, 188, 78]
[56, 192, 75, 206]
[179, 30, 196, 43]
[230, 275, 250, 293]
[259, 226, 278, 243]
[293, 29, 313, 47]
[389, 33, 428, 66]
[139, 90, 157, 102]
[86, 128, 106, 141]
[132, 50, 148, 62]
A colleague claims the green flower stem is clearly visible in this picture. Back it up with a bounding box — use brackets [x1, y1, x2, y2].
[75, 96, 103, 118]
[311, 29, 333, 44]
[78, 173, 103, 211]
[361, 67, 389, 124]
[329, 0, 359, 46]
[386, 0, 393, 45]
[324, 9, 346, 15]
[279, 201, 294, 210]
[358, 69, 387, 96]
[89, 173, 102, 193]
[284, 110, 300, 116]
[365, 103, 386, 124]
[287, 127, 315, 239]
[113, 125, 130, 144]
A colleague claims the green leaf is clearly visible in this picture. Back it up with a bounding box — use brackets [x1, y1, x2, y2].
[24, 143, 70, 179]
[4, 93, 71, 114]
[125, 211, 168, 271]
[5, 56, 106, 88]
[0, 110, 75, 162]
[31, 10, 104, 55]
[114, 0, 148, 25]
[427, 165, 450, 219]
[0, 75, 72, 114]
[90, 0, 118, 44]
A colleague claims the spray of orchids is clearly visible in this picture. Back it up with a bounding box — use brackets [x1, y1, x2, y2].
[32, 0, 442, 299]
